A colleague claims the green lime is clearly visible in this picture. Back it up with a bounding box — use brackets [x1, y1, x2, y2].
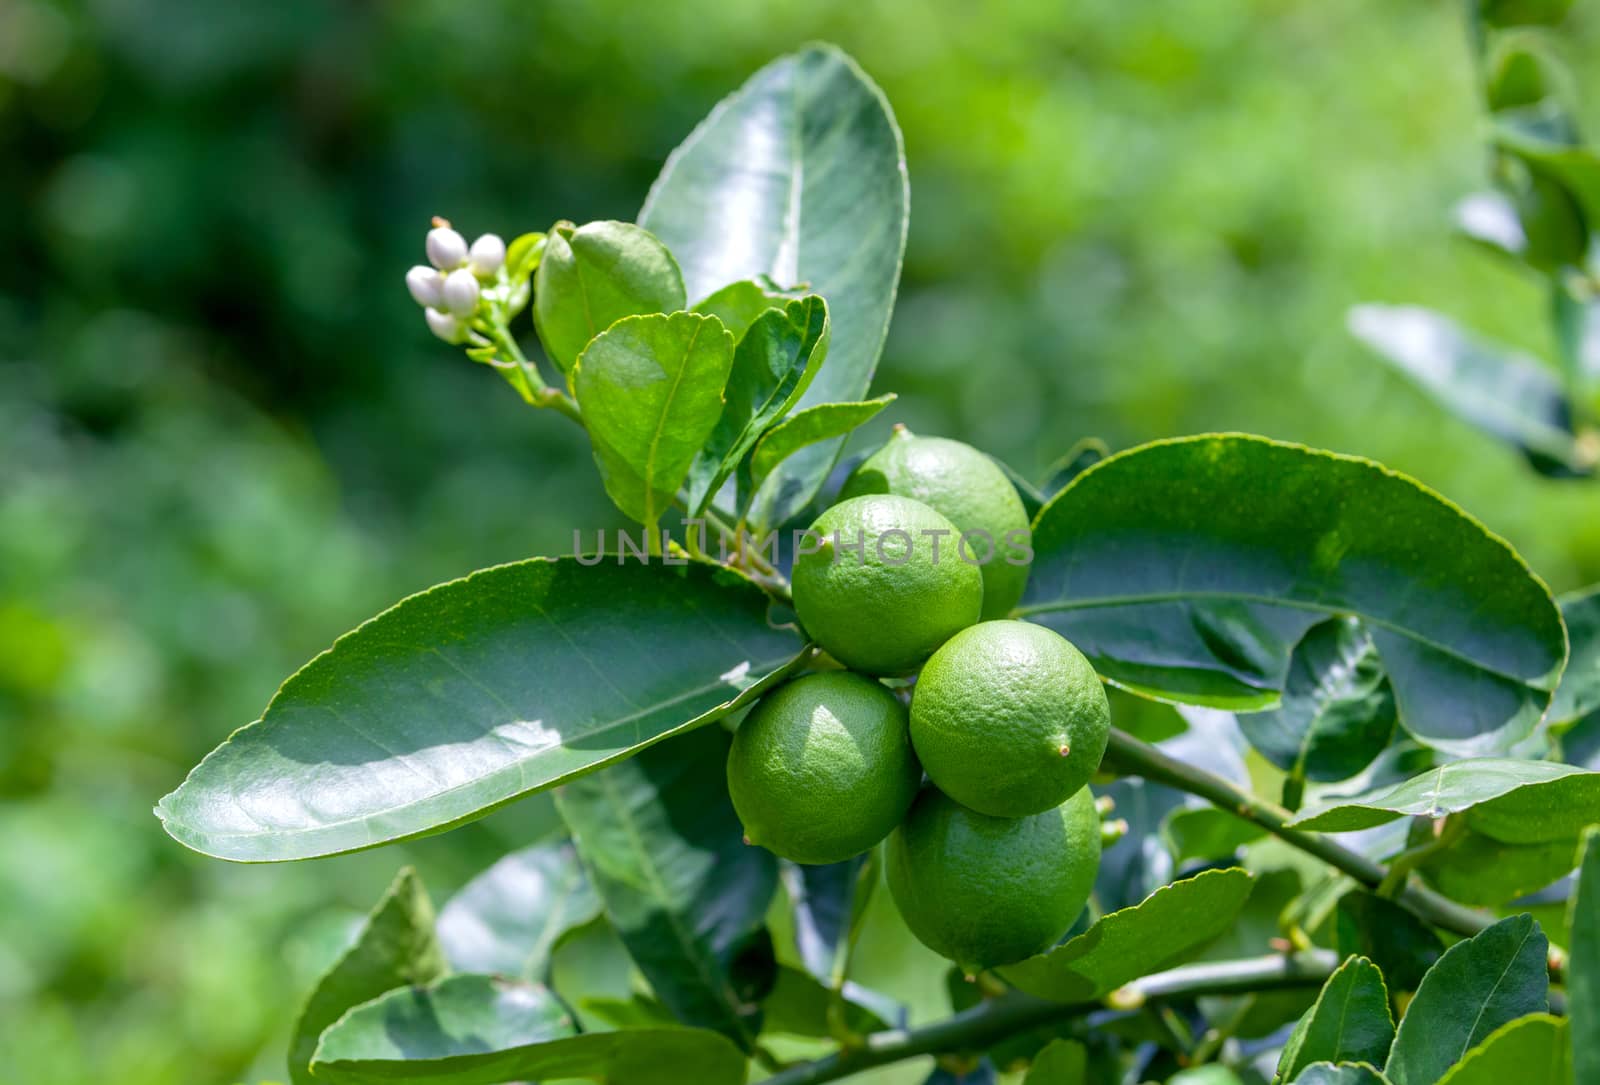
[886, 785, 1101, 973]
[727, 671, 921, 865]
[791, 494, 983, 675]
[841, 430, 1032, 619]
[911, 620, 1109, 817]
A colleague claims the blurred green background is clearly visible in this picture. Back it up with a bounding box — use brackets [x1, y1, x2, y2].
[5, 0, 1600, 1081]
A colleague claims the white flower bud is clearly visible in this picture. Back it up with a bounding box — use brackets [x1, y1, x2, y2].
[426, 226, 468, 270]
[405, 265, 444, 308]
[425, 307, 465, 343]
[469, 233, 506, 278]
[441, 268, 481, 316]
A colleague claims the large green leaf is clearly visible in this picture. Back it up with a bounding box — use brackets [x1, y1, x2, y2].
[1275, 956, 1395, 1083]
[1238, 619, 1396, 785]
[639, 44, 909, 528]
[1024, 1040, 1087, 1085]
[156, 558, 805, 862]
[1348, 305, 1587, 478]
[555, 727, 777, 1049]
[1000, 868, 1253, 1002]
[436, 841, 599, 980]
[1021, 435, 1566, 755]
[1551, 586, 1600, 725]
[1417, 830, 1580, 906]
[573, 312, 736, 530]
[1383, 915, 1549, 1085]
[1570, 828, 1600, 1085]
[532, 220, 686, 374]
[686, 295, 830, 515]
[1435, 1014, 1571, 1085]
[1334, 891, 1444, 992]
[1162, 807, 1265, 863]
[310, 973, 746, 1085]
[1289, 758, 1600, 842]
[287, 868, 446, 1085]
[1290, 1065, 1390, 1085]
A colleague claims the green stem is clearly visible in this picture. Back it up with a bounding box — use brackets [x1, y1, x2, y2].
[763, 952, 1336, 1085]
[482, 321, 584, 425]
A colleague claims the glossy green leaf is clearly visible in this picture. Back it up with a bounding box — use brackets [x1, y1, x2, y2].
[532, 220, 686, 374]
[746, 395, 897, 515]
[436, 841, 599, 980]
[1485, 39, 1563, 113]
[156, 558, 805, 862]
[686, 295, 829, 515]
[1275, 956, 1394, 1083]
[1162, 807, 1265, 862]
[1436, 1014, 1571, 1085]
[1384, 914, 1548, 1085]
[1024, 1039, 1087, 1085]
[783, 853, 876, 985]
[1021, 435, 1566, 754]
[1348, 305, 1588, 478]
[1551, 586, 1600, 725]
[1290, 758, 1600, 843]
[310, 973, 746, 1085]
[1290, 1064, 1390, 1085]
[1569, 828, 1600, 1085]
[1418, 830, 1579, 906]
[287, 868, 445, 1085]
[640, 44, 908, 528]
[1000, 868, 1253, 1002]
[555, 726, 777, 1049]
[573, 312, 736, 530]
[692, 278, 801, 342]
[1238, 619, 1396, 784]
[1334, 891, 1444, 992]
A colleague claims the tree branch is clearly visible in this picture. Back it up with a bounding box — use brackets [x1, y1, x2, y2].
[765, 952, 1337, 1085]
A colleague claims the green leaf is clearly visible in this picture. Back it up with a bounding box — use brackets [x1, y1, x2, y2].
[1275, 956, 1395, 1083]
[1418, 830, 1579, 906]
[1000, 868, 1253, 1002]
[1568, 828, 1599, 1085]
[1551, 586, 1600, 725]
[436, 841, 599, 980]
[1334, 891, 1444, 992]
[1436, 1014, 1571, 1085]
[555, 727, 777, 1049]
[1162, 807, 1265, 863]
[1383, 914, 1548, 1085]
[1289, 758, 1600, 842]
[532, 220, 686, 374]
[1290, 1064, 1391, 1085]
[1495, 121, 1600, 237]
[1024, 1039, 1087, 1085]
[640, 44, 909, 528]
[156, 558, 805, 862]
[686, 295, 830, 515]
[745, 396, 897, 513]
[1478, 0, 1575, 28]
[760, 964, 886, 1038]
[692, 278, 802, 342]
[1021, 435, 1566, 755]
[783, 853, 876, 985]
[310, 973, 746, 1085]
[573, 312, 736, 530]
[1238, 619, 1396, 784]
[287, 868, 445, 1085]
[1455, 192, 1529, 263]
[1348, 305, 1588, 478]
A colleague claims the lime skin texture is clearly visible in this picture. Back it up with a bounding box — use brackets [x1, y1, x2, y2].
[791, 493, 984, 676]
[910, 620, 1110, 818]
[841, 431, 1032, 619]
[886, 784, 1101, 973]
[726, 671, 922, 866]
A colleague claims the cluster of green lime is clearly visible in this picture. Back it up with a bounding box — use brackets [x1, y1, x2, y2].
[726, 430, 1111, 973]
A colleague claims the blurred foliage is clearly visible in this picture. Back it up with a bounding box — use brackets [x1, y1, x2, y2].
[6, 0, 1600, 1082]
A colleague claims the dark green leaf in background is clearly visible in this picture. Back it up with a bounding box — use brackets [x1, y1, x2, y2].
[1161, 807, 1266, 863]
[311, 973, 746, 1085]
[1570, 828, 1599, 1085]
[760, 963, 887, 1038]
[1478, 0, 1575, 31]
[1417, 829, 1579, 906]
[1275, 956, 1394, 1083]
[287, 868, 446, 1085]
[1022, 435, 1567, 754]
[156, 559, 805, 861]
[1551, 586, 1600, 725]
[640, 44, 909, 528]
[555, 726, 778, 1049]
[1455, 191, 1530, 262]
[1024, 1039, 1087, 1085]
[436, 841, 599, 980]
[1434, 1014, 1571, 1085]
[1237, 618, 1396, 785]
[1334, 891, 1444, 993]
[783, 853, 875, 985]
[532, 220, 687, 374]
[573, 312, 736, 530]
[1383, 914, 1548, 1085]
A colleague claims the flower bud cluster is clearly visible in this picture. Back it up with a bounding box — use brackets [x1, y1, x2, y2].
[405, 217, 506, 343]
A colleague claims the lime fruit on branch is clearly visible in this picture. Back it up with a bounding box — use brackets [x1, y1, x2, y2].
[911, 620, 1110, 817]
[841, 430, 1032, 618]
[791, 494, 983, 675]
[886, 785, 1101, 973]
[727, 671, 921, 865]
